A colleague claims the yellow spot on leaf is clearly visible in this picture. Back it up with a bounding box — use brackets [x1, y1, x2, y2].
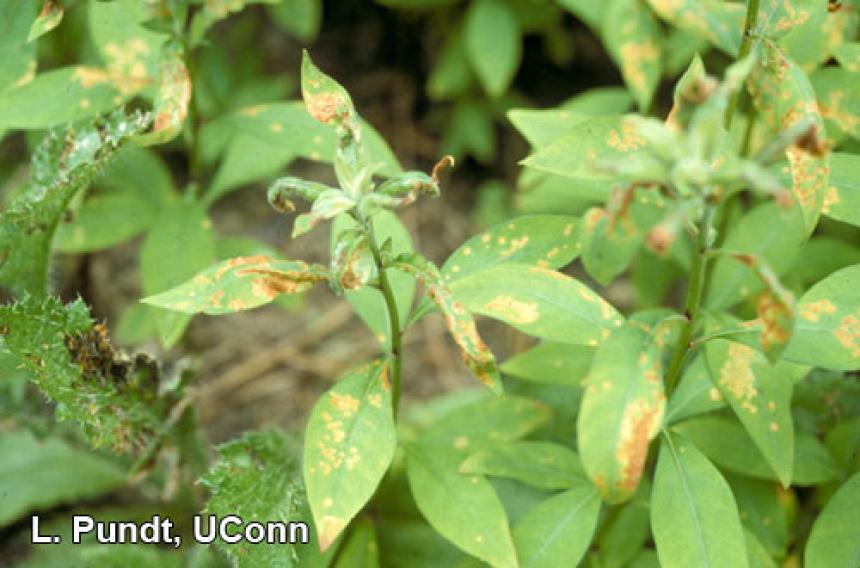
[484, 295, 540, 324]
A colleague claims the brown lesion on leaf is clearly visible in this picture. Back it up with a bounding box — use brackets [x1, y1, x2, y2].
[330, 393, 360, 416]
[615, 397, 665, 494]
[719, 343, 760, 414]
[215, 255, 273, 280]
[757, 290, 795, 352]
[834, 313, 860, 358]
[306, 93, 347, 124]
[484, 295, 540, 325]
[799, 298, 837, 322]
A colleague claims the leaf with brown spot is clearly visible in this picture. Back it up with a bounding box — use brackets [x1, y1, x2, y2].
[785, 262, 860, 371]
[134, 41, 191, 146]
[602, 0, 663, 111]
[577, 322, 666, 504]
[142, 255, 327, 315]
[705, 340, 795, 487]
[747, 41, 830, 235]
[645, 0, 744, 56]
[303, 360, 395, 552]
[27, 0, 63, 42]
[392, 252, 503, 394]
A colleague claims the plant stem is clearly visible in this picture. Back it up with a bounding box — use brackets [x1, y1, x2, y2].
[366, 221, 403, 418]
[664, 206, 715, 396]
[724, 0, 761, 130]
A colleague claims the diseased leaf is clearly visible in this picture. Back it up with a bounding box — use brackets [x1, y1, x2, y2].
[832, 41, 860, 72]
[418, 395, 552, 454]
[645, 0, 744, 56]
[577, 322, 666, 504]
[404, 442, 518, 568]
[303, 361, 395, 551]
[464, 0, 521, 97]
[705, 340, 795, 487]
[665, 355, 726, 425]
[0, 297, 171, 453]
[522, 115, 651, 182]
[200, 429, 305, 567]
[27, 1, 63, 42]
[822, 153, 860, 228]
[602, 0, 663, 111]
[748, 41, 829, 235]
[0, 66, 124, 129]
[501, 342, 593, 386]
[459, 441, 585, 490]
[0, 430, 125, 528]
[651, 432, 748, 568]
[134, 41, 191, 146]
[706, 202, 805, 310]
[450, 263, 624, 346]
[512, 482, 601, 568]
[804, 470, 860, 568]
[139, 202, 216, 347]
[443, 215, 579, 283]
[811, 67, 860, 141]
[673, 415, 839, 486]
[785, 263, 860, 371]
[143, 256, 328, 315]
[0, 110, 149, 297]
[392, 253, 502, 394]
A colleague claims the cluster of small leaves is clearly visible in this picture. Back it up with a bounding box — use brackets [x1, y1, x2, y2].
[0, 296, 174, 454]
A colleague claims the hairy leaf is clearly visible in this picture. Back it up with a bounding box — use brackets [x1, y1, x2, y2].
[200, 429, 305, 567]
[303, 361, 395, 551]
[0, 109, 149, 297]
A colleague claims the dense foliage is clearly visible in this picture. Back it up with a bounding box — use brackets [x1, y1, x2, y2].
[2, 1, 860, 567]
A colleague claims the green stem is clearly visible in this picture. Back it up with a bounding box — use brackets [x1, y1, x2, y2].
[366, 221, 403, 418]
[664, 206, 715, 396]
[723, 0, 761, 130]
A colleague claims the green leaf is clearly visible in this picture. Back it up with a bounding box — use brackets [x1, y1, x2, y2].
[0, 296, 170, 453]
[673, 415, 839, 486]
[190, 0, 279, 45]
[508, 108, 590, 148]
[727, 474, 788, 558]
[134, 41, 192, 146]
[0, 0, 38, 94]
[333, 211, 415, 350]
[501, 341, 593, 386]
[579, 206, 641, 285]
[804, 470, 860, 568]
[0, 110, 149, 296]
[595, 495, 651, 568]
[645, 0, 744, 56]
[303, 361, 396, 551]
[143, 256, 327, 315]
[442, 215, 579, 283]
[745, 529, 778, 568]
[427, 28, 474, 101]
[464, 0, 521, 97]
[785, 263, 860, 371]
[55, 146, 176, 253]
[200, 429, 304, 567]
[651, 432, 749, 568]
[404, 442, 518, 568]
[207, 133, 296, 204]
[821, 153, 860, 228]
[512, 482, 601, 568]
[450, 263, 624, 346]
[748, 42, 829, 235]
[333, 517, 380, 568]
[665, 355, 726, 425]
[602, 0, 663, 111]
[555, 0, 603, 29]
[140, 202, 216, 347]
[0, 430, 125, 527]
[706, 202, 805, 310]
[459, 441, 585, 490]
[577, 322, 666, 503]
[27, 1, 63, 42]
[832, 41, 860, 72]
[417, 395, 552, 454]
[705, 340, 795, 486]
[522, 115, 650, 182]
[268, 0, 322, 42]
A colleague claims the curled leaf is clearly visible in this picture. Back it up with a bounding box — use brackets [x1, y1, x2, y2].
[330, 229, 374, 294]
[28, 0, 63, 42]
[134, 41, 191, 146]
[292, 190, 356, 238]
[267, 176, 335, 213]
[142, 255, 328, 315]
[391, 253, 503, 394]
